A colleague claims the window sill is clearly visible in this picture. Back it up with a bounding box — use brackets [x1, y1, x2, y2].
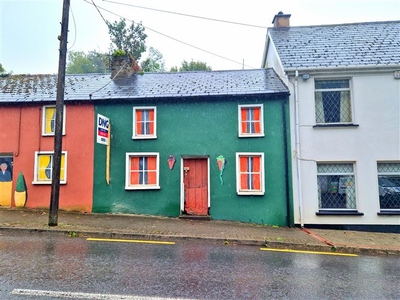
[377, 210, 400, 215]
[125, 185, 160, 190]
[316, 210, 364, 216]
[32, 181, 67, 185]
[132, 135, 157, 140]
[238, 134, 265, 138]
[237, 191, 264, 196]
[313, 124, 359, 128]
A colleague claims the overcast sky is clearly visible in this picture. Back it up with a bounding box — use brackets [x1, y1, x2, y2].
[1, 0, 399, 74]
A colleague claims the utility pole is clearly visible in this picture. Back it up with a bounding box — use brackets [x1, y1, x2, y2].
[49, 0, 70, 226]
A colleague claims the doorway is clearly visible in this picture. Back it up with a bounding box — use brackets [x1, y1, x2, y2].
[182, 157, 209, 216]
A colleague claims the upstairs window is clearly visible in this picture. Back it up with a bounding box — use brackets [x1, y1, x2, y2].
[238, 105, 264, 137]
[33, 151, 67, 184]
[317, 163, 356, 210]
[133, 107, 156, 139]
[126, 153, 160, 190]
[236, 153, 265, 195]
[377, 162, 400, 210]
[42, 105, 66, 136]
[315, 79, 352, 124]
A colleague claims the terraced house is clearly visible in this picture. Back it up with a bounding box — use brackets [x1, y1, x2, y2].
[262, 12, 400, 231]
[0, 68, 292, 226]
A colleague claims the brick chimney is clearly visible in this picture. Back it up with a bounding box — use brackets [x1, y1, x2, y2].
[111, 54, 141, 79]
[272, 11, 291, 28]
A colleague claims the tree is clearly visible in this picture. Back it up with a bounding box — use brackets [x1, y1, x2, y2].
[170, 60, 212, 72]
[0, 63, 6, 74]
[66, 50, 109, 74]
[140, 47, 165, 72]
[106, 18, 147, 61]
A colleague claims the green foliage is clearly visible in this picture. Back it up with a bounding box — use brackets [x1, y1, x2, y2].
[170, 59, 212, 72]
[66, 50, 109, 74]
[0, 63, 5, 74]
[106, 18, 147, 61]
[112, 49, 126, 57]
[140, 47, 165, 72]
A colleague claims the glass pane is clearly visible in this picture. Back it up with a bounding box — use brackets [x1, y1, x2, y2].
[317, 163, 354, 174]
[378, 163, 400, 209]
[315, 79, 349, 89]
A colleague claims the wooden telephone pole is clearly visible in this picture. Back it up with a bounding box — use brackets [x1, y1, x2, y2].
[49, 0, 70, 226]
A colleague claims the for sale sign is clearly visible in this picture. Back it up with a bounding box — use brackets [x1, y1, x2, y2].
[97, 114, 110, 145]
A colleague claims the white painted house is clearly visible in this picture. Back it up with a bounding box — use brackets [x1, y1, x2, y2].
[262, 12, 400, 231]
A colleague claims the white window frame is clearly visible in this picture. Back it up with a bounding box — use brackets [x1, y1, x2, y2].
[314, 78, 353, 125]
[132, 106, 157, 139]
[238, 104, 264, 138]
[236, 152, 265, 195]
[33, 151, 67, 184]
[125, 152, 160, 190]
[42, 105, 66, 136]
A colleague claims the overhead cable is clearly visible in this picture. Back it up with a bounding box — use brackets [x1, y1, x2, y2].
[102, 0, 268, 29]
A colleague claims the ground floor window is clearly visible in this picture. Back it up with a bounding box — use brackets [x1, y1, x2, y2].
[317, 163, 356, 210]
[236, 153, 264, 195]
[33, 151, 67, 184]
[125, 153, 160, 190]
[377, 162, 400, 210]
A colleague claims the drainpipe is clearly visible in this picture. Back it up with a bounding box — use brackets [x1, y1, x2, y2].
[294, 70, 304, 228]
[281, 97, 291, 227]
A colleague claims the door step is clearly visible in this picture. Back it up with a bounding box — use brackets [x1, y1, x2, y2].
[179, 214, 211, 221]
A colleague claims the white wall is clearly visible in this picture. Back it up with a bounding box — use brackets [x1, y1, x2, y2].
[293, 72, 400, 225]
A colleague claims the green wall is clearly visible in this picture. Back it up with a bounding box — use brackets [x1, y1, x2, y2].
[93, 95, 292, 226]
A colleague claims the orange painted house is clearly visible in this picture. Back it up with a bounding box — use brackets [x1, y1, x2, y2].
[0, 75, 94, 211]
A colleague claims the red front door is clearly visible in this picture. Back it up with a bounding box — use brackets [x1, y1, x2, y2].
[183, 158, 208, 216]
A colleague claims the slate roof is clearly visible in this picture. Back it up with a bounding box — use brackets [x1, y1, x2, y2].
[268, 21, 400, 71]
[0, 69, 288, 103]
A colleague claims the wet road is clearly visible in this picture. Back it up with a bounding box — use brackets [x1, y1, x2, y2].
[0, 232, 399, 300]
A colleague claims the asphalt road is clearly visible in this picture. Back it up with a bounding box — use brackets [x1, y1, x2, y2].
[1, 232, 399, 300]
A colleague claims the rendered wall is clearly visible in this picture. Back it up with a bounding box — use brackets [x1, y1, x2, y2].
[0, 104, 94, 212]
[93, 96, 292, 226]
[292, 72, 400, 225]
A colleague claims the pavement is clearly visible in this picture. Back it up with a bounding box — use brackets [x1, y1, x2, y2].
[0, 207, 399, 256]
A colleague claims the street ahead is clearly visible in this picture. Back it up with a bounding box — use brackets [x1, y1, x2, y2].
[0, 232, 399, 300]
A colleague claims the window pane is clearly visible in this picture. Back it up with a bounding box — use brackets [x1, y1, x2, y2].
[239, 106, 262, 135]
[315, 80, 349, 89]
[36, 153, 65, 182]
[38, 155, 52, 181]
[317, 163, 356, 209]
[315, 80, 352, 124]
[129, 156, 157, 186]
[377, 163, 400, 209]
[45, 107, 56, 134]
[239, 155, 262, 192]
[135, 109, 155, 136]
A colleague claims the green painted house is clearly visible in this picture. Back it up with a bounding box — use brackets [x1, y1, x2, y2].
[89, 68, 292, 226]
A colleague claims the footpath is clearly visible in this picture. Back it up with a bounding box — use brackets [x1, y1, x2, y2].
[0, 207, 399, 256]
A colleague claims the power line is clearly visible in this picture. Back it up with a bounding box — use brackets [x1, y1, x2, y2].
[102, 0, 268, 29]
[91, 0, 108, 25]
[84, 0, 257, 69]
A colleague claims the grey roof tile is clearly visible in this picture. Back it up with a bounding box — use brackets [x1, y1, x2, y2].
[0, 69, 288, 103]
[269, 21, 400, 70]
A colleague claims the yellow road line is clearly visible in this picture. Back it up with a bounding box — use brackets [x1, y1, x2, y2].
[260, 247, 358, 257]
[87, 237, 175, 245]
